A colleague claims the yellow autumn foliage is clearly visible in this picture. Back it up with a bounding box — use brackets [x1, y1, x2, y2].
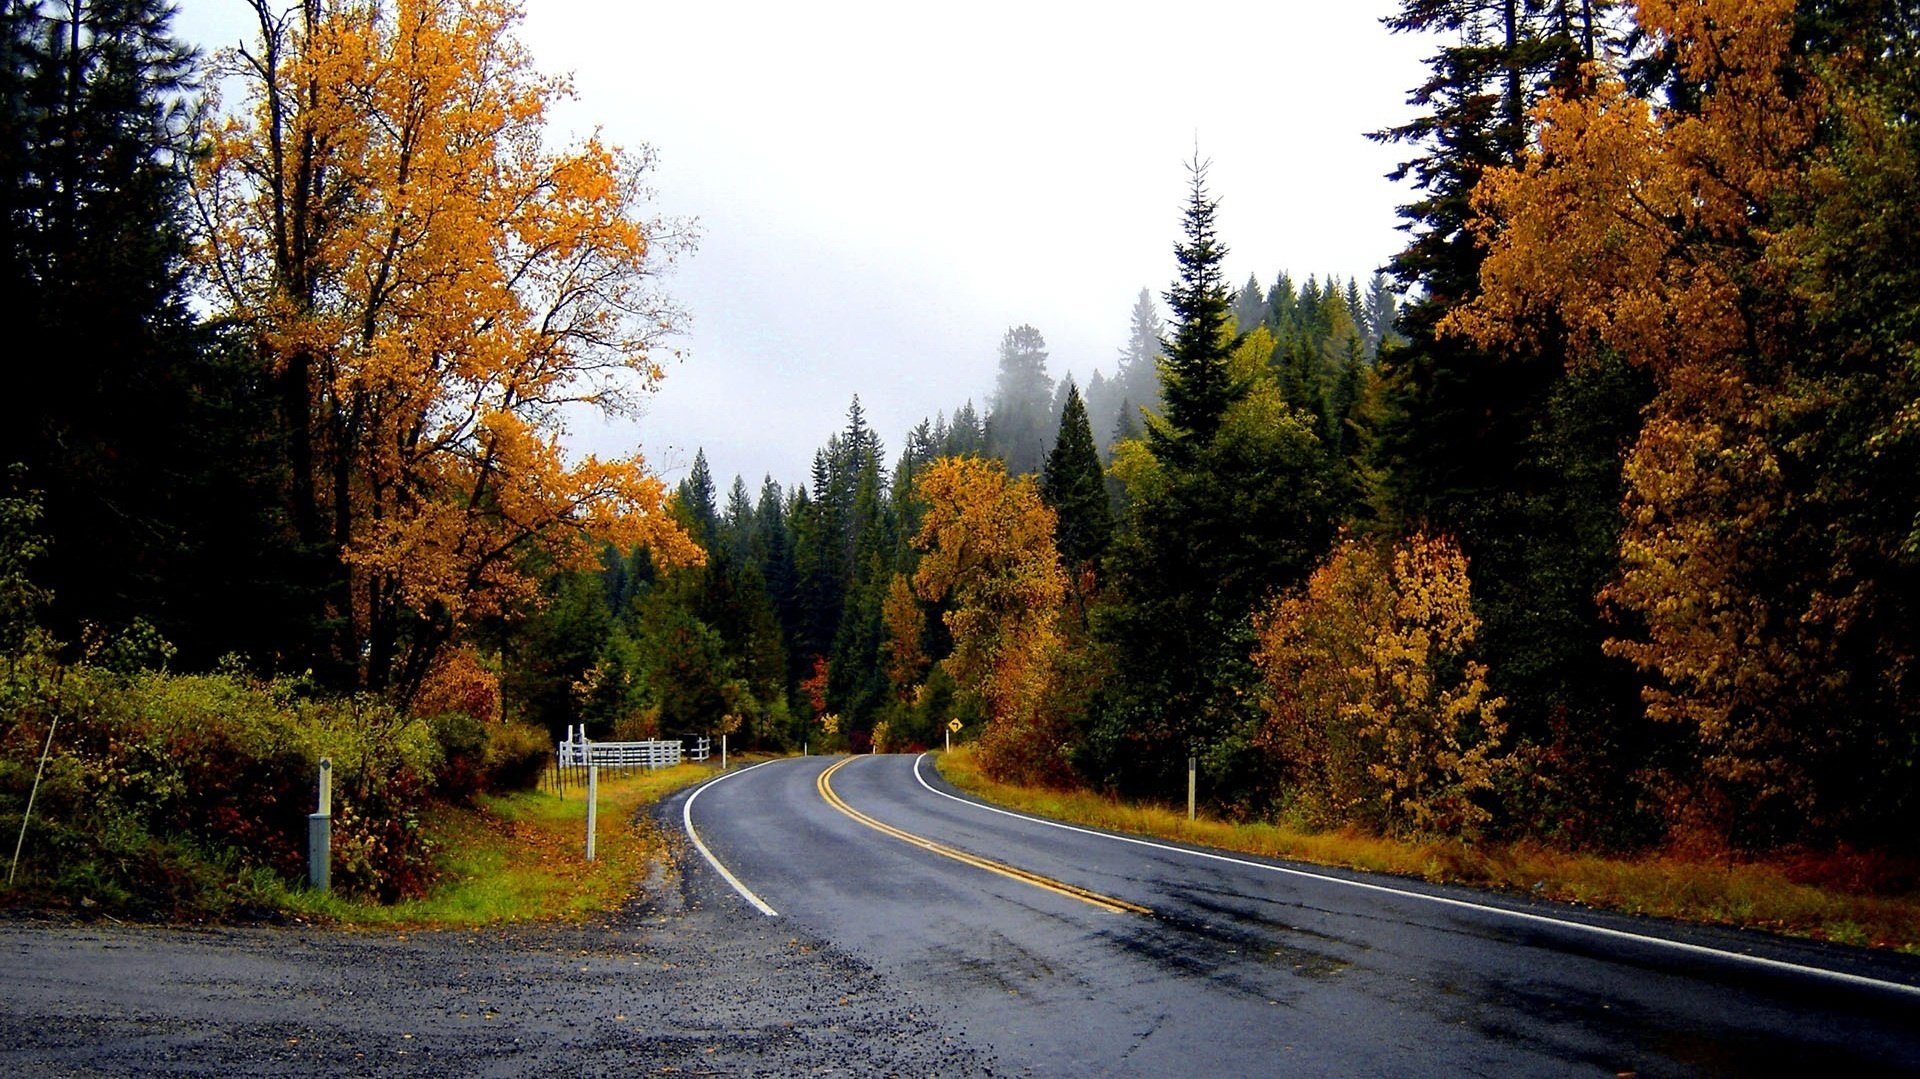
[1441, 0, 1888, 832]
[910, 457, 1069, 784]
[1253, 533, 1507, 837]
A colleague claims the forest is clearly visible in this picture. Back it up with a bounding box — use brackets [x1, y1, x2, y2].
[3, 0, 1917, 914]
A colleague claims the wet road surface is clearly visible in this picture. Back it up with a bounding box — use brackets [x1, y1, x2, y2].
[675, 753, 1920, 1076]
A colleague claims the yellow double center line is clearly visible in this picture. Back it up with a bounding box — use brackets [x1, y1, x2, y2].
[817, 757, 1152, 916]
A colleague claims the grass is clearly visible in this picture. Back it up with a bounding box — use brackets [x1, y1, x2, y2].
[276, 763, 714, 928]
[935, 745, 1920, 954]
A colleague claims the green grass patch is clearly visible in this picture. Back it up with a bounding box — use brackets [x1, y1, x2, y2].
[275, 763, 713, 928]
[936, 745, 1920, 954]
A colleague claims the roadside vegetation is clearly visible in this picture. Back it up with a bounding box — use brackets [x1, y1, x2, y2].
[283, 765, 710, 927]
[0, 620, 710, 924]
[6, 0, 1919, 939]
[938, 747, 1920, 955]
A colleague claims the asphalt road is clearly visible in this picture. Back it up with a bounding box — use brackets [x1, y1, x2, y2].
[674, 753, 1920, 1077]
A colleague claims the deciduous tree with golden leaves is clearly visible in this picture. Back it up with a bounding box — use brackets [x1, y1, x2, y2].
[910, 457, 1068, 783]
[1448, 0, 1920, 843]
[1253, 533, 1506, 837]
[190, 0, 699, 702]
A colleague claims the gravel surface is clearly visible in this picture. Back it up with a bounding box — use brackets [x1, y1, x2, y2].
[0, 819, 993, 1077]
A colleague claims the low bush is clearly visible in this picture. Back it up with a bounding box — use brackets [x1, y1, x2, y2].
[1, 660, 448, 916]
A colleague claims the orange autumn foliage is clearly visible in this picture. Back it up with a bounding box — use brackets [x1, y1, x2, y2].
[910, 457, 1069, 784]
[1442, 0, 1877, 834]
[411, 645, 500, 725]
[190, 0, 699, 701]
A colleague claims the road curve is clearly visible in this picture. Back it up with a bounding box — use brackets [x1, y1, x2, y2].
[670, 752, 1920, 1077]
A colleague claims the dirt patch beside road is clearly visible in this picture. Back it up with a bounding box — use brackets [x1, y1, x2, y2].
[0, 838, 989, 1077]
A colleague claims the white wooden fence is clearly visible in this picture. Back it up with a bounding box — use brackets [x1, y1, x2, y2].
[555, 727, 710, 770]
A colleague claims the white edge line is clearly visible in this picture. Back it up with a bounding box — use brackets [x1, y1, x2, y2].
[682, 760, 781, 917]
[912, 753, 1920, 999]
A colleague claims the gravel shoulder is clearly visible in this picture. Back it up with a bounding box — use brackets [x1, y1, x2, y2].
[0, 806, 990, 1077]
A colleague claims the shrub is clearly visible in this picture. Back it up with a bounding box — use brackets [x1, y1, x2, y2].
[1253, 532, 1509, 838]
[1, 662, 445, 915]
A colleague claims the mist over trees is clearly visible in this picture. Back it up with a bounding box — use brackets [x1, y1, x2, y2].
[6, 0, 1919, 901]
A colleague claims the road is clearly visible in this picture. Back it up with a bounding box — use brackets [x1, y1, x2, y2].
[674, 752, 1920, 1077]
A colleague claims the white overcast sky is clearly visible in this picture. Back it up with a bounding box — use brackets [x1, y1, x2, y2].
[173, 1, 1434, 493]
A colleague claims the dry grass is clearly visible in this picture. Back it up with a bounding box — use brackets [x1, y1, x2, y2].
[284, 763, 713, 928]
[936, 746, 1920, 953]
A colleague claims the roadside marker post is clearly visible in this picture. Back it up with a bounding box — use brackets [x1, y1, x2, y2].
[8, 714, 60, 888]
[585, 763, 599, 862]
[308, 758, 332, 893]
[721, 735, 727, 771]
[1187, 757, 1196, 822]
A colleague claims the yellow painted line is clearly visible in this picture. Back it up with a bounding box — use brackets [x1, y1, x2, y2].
[817, 757, 1151, 916]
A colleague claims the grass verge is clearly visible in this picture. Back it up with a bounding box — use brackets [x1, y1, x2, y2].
[935, 745, 1920, 954]
[275, 763, 714, 928]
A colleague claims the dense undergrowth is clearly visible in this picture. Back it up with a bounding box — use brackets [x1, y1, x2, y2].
[937, 745, 1920, 954]
[0, 643, 551, 921]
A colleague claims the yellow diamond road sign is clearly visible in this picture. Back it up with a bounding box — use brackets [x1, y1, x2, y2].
[948, 719, 963, 733]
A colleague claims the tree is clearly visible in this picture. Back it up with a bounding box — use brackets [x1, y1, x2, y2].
[1155, 156, 1241, 452]
[1253, 532, 1507, 837]
[1231, 273, 1266, 334]
[0, 0, 311, 668]
[1448, 0, 1920, 846]
[911, 457, 1068, 783]
[191, 0, 700, 702]
[1040, 381, 1112, 577]
[986, 324, 1055, 476]
[1117, 287, 1164, 415]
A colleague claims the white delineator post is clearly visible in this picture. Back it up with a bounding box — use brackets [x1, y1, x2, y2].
[309, 758, 333, 892]
[1187, 756, 1197, 822]
[585, 762, 599, 862]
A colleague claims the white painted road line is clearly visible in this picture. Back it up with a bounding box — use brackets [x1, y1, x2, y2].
[683, 760, 781, 917]
[912, 754, 1920, 1000]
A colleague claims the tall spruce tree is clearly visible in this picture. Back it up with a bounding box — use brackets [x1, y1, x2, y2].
[986, 324, 1055, 476]
[1372, 0, 1654, 845]
[0, 0, 308, 668]
[1087, 161, 1338, 805]
[1154, 156, 1241, 453]
[1041, 381, 1111, 572]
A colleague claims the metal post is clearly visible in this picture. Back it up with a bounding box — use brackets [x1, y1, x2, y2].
[309, 757, 333, 892]
[585, 763, 599, 862]
[1187, 757, 1196, 822]
[8, 715, 59, 887]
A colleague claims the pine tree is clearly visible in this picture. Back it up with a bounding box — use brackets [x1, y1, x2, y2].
[986, 324, 1055, 476]
[1231, 273, 1266, 334]
[0, 0, 313, 668]
[1155, 155, 1241, 453]
[1041, 382, 1112, 572]
[1117, 288, 1164, 414]
[677, 450, 719, 549]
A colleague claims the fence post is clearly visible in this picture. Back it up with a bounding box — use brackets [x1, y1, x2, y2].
[1187, 756, 1196, 822]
